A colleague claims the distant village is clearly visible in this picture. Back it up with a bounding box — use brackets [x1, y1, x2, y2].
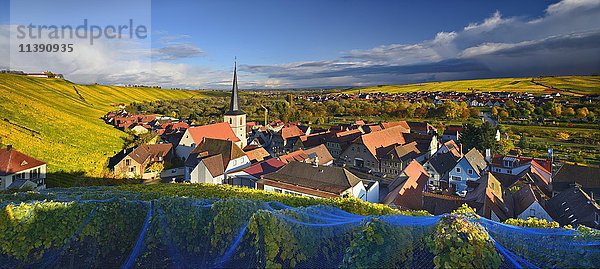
[303, 88, 598, 108]
[1, 67, 598, 230]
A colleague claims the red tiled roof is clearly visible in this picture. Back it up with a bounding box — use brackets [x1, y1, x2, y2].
[244, 147, 271, 163]
[383, 160, 430, 210]
[304, 144, 334, 165]
[242, 158, 286, 178]
[380, 121, 410, 132]
[278, 149, 310, 163]
[279, 125, 305, 140]
[0, 148, 46, 176]
[187, 122, 240, 144]
[355, 125, 408, 158]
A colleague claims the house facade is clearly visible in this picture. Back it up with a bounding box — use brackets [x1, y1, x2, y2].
[0, 146, 46, 190]
[448, 148, 487, 195]
[110, 144, 173, 179]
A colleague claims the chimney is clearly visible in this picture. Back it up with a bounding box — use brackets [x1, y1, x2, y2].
[485, 149, 492, 163]
[459, 143, 463, 157]
[312, 156, 319, 167]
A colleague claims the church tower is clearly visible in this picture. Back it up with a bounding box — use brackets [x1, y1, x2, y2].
[224, 61, 247, 148]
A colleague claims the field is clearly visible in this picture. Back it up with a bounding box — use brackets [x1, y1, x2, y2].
[0, 74, 205, 182]
[349, 76, 600, 95]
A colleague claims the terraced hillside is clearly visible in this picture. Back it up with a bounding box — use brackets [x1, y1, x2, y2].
[352, 76, 600, 95]
[0, 74, 203, 180]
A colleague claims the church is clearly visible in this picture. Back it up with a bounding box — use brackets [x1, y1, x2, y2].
[175, 62, 247, 159]
[224, 62, 247, 149]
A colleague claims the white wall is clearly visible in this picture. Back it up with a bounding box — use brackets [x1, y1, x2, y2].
[225, 156, 251, 173]
[0, 164, 46, 190]
[176, 129, 196, 159]
[518, 201, 554, 222]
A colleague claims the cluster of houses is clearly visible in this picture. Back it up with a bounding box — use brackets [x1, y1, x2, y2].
[303, 90, 578, 107]
[100, 65, 600, 229]
[3, 66, 598, 230]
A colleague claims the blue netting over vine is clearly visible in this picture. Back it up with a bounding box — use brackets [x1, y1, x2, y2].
[0, 187, 598, 269]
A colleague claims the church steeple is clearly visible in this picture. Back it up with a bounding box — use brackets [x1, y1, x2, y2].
[226, 60, 244, 115]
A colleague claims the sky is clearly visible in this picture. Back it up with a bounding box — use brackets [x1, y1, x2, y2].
[1, 0, 599, 89]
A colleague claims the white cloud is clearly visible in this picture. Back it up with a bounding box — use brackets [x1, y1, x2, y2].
[464, 11, 511, 31]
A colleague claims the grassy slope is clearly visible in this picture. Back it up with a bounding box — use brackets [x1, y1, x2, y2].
[0, 74, 203, 177]
[350, 76, 600, 95]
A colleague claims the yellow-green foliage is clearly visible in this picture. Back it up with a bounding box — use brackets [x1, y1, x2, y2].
[352, 76, 600, 95]
[0, 74, 203, 178]
[0, 201, 93, 260]
[117, 183, 431, 216]
[427, 205, 502, 269]
[504, 217, 560, 228]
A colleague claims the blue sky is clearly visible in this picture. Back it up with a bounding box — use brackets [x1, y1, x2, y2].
[1, 0, 599, 88]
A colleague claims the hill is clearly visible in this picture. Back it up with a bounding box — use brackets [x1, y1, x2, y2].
[349, 76, 600, 95]
[0, 74, 204, 183]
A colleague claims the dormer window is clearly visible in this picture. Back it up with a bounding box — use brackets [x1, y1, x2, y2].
[21, 160, 28, 166]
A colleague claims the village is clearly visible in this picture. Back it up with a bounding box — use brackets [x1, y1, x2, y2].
[2, 65, 597, 231]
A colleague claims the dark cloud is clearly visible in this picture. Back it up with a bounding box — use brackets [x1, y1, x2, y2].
[240, 0, 600, 88]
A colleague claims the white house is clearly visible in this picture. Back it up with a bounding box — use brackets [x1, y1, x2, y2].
[513, 184, 554, 222]
[183, 138, 250, 184]
[0, 146, 46, 190]
[448, 148, 487, 195]
[185, 154, 225, 184]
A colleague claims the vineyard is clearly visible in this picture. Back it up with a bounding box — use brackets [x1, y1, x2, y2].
[0, 74, 203, 185]
[1, 186, 598, 268]
[352, 76, 600, 95]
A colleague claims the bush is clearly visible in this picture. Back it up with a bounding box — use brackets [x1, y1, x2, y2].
[504, 217, 560, 228]
[117, 183, 431, 217]
[426, 205, 502, 269]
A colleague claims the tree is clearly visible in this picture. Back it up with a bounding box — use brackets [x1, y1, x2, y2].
[461, 108, 470, 120]
[576, 107, 589, 119]
[469, 108, 479, 118]
[563, 107, 575, 117]
[146, 162, 164, 174]
[497, 138, 514, 155]
[518, 135, 529, 149]
[499, 110, 509, 120]
[491, 107, 498, 117]
[458, 123, 481, 151]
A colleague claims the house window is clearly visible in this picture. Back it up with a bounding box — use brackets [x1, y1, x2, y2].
[240, 118, 243, 125]
[529, 209, 536, 217]
[274, 188, 282, 193]
[456, 167, 461, 173]
[595, 213, 600, 225]
[126, 159, 131, 166]
[451, 176, 461, 182]
[468, 169, 473, 175]
[129, 166, 135, 173]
